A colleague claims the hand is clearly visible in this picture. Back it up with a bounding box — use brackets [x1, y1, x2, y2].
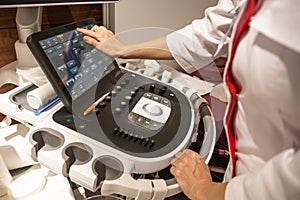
[77, 25, 126, 57]
[170, 149, 213, 200]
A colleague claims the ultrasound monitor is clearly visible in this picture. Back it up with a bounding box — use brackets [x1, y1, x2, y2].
[27, 18, 120, 112]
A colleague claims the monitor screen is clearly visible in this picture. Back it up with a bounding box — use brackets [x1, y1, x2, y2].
[38, 23, 115, 100]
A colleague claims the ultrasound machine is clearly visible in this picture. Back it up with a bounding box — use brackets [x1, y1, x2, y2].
[0, 18, 217, 199]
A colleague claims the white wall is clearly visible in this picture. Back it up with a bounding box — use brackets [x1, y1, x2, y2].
[112, 0, 218, 33]
[107, 0, 218, 70]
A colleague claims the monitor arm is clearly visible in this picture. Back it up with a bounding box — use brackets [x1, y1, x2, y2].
[16, 7, 42, 43]
[14, 7, 48, 86]
[0, 7, 46, 87]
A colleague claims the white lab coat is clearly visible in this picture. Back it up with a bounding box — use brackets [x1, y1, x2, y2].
[166, 0, 300, 199]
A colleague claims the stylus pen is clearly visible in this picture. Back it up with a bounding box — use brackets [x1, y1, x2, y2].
[34, 96, 60, 116]
[83, 92, 110, 116]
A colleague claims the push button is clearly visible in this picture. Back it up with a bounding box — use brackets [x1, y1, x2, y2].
[128, 113, 138, 122]
[151, 95, 161, 102]
[136, 116, 145, 126]
[143, 119, 151, 128]
[149, 121, 162, 130]
[160, 98, 171, 107]
[144, 93, 152, 98]
[120, 81, 126, 87]
[116, 86, 122, 91]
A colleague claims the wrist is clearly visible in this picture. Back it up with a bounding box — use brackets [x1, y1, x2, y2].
[117, 43, 173, 60]
[119, 44, 135, 59]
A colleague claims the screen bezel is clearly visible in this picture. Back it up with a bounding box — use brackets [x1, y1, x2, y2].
[27, 18, 121, 113]
[0, 1, 118, 8]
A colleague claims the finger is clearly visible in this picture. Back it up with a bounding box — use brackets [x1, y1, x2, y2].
[170, 165, 182, 177]
[99, 25, 108, 31]
[170, 165, 176, 175]
[94, 26, 109, 34]
[171, 151, 191, 166]
[83, 36, 100, 47]
[175, 151, 184, 159]
[184, 149, 202, 161]
[99, 26, 115, 37]
[77, 28, 101, 39]
[91, 25, 102, 32]
[170, 158, 177, 165]
[108, 30, 114, 36]
[171, 151, 184, 167]
[77, 27, 90, 34]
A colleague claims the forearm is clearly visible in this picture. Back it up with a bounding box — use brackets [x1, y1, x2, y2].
[78, 26, 174, 60]
[120, 36, 174, 60]
[191, 182, 227, 200]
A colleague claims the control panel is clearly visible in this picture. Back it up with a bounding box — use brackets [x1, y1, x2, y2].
[52, 70, 194, 159]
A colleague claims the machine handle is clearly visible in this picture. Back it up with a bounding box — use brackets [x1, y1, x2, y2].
[198, 102, 217, 163]
[164, 90, 217, 198]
